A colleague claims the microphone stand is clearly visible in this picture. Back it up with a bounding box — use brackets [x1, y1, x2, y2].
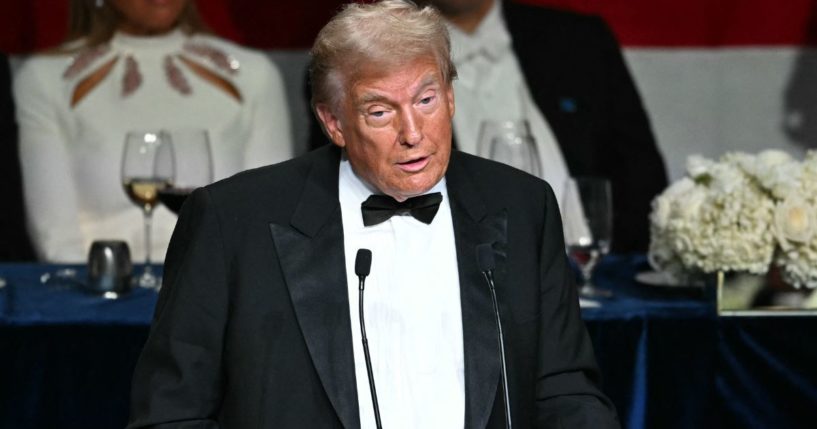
[477, 244, 512, 429]
[355, 249, 382, 429]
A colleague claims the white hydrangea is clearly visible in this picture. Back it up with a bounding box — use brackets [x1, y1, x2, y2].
[649, 178, 699, 275]
[686, 154, 715, 179]
[776, 236, 817, 289]
[651, 150, 817, 288]
[731, 150, 802, 200]
[649, 154, 776, 276]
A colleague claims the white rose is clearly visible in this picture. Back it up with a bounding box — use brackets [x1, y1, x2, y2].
[774, 197, 815, 244]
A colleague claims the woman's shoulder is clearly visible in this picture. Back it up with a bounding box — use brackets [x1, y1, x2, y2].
[15, 50, 71, 74]
[13, 49, 74, 94]
[13, 37, 111, 84]
[188, 34, 275, 71]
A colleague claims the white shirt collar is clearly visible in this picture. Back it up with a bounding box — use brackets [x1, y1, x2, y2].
[339, 152, 381, 207]
[447, 0, 512, 64]
[338, 152, 449, 227]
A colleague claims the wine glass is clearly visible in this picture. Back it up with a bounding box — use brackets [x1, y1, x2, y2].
[156, 129, 213, 214]
[562, 177, 613, 299]
[121, 131, 174, 289]
[477, 120, 541, 176]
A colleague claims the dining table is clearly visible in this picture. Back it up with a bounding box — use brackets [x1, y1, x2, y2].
[1, 255, 816, 428]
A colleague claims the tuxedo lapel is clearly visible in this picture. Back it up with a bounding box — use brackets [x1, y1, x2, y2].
[269, 147, 360, 429]
[446, 154, 509, 428]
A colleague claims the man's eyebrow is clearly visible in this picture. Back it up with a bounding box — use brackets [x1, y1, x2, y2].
[414, 75, 440, 97]
[359, 93, 390, 104]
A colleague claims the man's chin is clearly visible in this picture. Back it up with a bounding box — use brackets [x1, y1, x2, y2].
[385, 182, 440, 202]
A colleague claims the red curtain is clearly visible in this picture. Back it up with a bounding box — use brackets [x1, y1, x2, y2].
[1, 0, 815, 53]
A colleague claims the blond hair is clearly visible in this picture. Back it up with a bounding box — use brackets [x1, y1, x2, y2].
[309, 0, 457, 110]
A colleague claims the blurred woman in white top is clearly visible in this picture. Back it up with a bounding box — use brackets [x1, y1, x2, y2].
[14, 0, 294, 262]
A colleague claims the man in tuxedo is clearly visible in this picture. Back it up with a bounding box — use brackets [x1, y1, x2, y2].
[129, 1, 618, 427]
[308, 0, 668, 252]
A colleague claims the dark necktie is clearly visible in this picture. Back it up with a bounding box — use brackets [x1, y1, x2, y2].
[361, 192, 443, 226]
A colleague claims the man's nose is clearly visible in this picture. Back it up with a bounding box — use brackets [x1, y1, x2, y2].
[398, 110, 423, 146]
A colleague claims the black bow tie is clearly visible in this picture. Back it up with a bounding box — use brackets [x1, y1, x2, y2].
[361, 192, 443, 226]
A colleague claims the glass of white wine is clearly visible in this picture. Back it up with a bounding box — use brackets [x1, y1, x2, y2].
[121, 131, 174, 289]
[562, 177, 613, 299]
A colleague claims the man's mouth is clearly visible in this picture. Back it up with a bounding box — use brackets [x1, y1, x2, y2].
[396, 156, 430, 172]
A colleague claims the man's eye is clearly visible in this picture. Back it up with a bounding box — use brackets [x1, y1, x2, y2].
[369, 111, 385, 118]
[420, 96, 435, 105]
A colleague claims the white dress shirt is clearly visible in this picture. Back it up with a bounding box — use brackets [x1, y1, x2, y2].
[339, 157, 465, 429]
[447, 0, 584, 243]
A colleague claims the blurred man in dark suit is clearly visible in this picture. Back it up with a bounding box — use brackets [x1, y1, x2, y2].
[425, 0, 668, 253]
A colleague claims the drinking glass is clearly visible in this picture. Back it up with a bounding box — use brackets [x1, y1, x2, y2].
[562, 177, 613, 298]
[477, 120, 541, 176]
[156, 129, 213, 214]
[121, 131, 174, 289]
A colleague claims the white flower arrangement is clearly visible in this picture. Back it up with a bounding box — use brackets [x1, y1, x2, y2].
[649, 150, 817, 288]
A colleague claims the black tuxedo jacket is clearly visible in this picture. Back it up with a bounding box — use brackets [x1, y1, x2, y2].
[128, 145, 619, 428]
[307, 1, 668, 253]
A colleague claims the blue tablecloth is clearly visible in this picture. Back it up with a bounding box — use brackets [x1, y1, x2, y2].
[0, 264, 157, 326]
[2, 257, 816, 428]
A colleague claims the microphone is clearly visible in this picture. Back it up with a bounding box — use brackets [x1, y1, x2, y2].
[476, 243, 512, 429]
[355, 248, 372, 279]
[355, 249, 382, 429]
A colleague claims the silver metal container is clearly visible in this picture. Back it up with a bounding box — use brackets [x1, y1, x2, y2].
[87, 240, 132, 298]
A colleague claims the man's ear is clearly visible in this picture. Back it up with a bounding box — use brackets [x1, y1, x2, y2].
[315, 103, 346, 148]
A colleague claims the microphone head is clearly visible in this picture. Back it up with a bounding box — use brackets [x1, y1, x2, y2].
[355, 248, 372, 277]
[476, 243, 496, 272]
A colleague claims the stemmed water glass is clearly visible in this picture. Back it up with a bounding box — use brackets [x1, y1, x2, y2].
[562, 177, 613, 298]
[477, 120, 542, 176]
[121, 131, 174, 289]
[156, 129, 213, 214]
